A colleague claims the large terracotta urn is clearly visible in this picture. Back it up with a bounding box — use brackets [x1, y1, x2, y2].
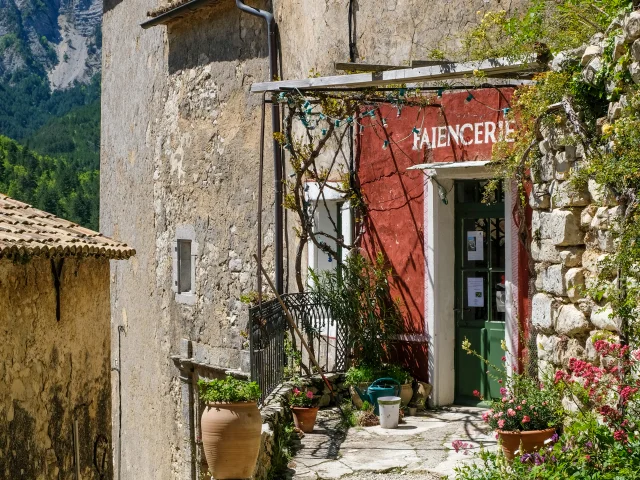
[497, 428, 557, 461]
[201, 402, 262, 479]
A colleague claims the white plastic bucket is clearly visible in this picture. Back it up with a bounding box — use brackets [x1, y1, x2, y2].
[378, 396, 401, 429]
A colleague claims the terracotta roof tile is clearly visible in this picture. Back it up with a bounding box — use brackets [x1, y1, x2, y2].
[0, 193, 135, 260]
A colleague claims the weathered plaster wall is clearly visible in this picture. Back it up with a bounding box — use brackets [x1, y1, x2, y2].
[102, 0, 528, 477]
[0, 257, 112, 479]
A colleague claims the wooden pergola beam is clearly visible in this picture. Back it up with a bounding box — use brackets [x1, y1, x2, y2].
[251, 56, 543, 93]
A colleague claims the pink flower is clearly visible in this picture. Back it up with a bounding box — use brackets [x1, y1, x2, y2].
[473, 390, 481, 398]
[500, 387, 507, 396]
[482, 411, 491, 422]
[501, 356, 506, 362]
[516, 406, 522, 411]
[507, 408, 516, 417]
[498, 419, 505, 429]
[521, 400, 527, 405]
[306, 390, 314, 399]
[522, 415, 530, 423]
[293, 388, 300, 394]
[502, 397, 508, 403]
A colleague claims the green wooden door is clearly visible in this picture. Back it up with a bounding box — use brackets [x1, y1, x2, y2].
[454, 181, 506, 405]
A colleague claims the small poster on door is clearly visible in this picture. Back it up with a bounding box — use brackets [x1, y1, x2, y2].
[467, 277, 484, 308]
[467, 231, 484, 261]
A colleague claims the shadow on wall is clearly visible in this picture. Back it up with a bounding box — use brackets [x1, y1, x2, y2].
[166, 1, 270, 75]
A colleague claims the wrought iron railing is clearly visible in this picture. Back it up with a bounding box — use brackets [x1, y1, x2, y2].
[249, 292, 349, 403]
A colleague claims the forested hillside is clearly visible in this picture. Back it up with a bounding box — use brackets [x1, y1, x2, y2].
[0, 136, 98, 229]
[0, 0, 102, 229]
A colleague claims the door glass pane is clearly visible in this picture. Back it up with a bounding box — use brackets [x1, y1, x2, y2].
[491, 272, 506, 322]
[462, 218, 488, 269]
[462, 271, 488, 322]
[490, 218, 506, 269]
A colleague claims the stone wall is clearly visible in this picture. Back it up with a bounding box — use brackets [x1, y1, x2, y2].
[533, 10, 640, 375]
[101, 0, 527, 477]
[0, 257, 112, 479]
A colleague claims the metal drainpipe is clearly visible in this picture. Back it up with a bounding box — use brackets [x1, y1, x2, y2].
[236, 0, 284, 294]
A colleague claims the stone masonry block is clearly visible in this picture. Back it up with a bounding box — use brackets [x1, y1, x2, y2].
[632, 38, 640, 62]
[555, 151, 570, 180]
[536, 264, 567, 296]
[531, 240, 562, 264]
[588, 179, 617, 206]
[551, 180, 590, 208]
[556, 304, 590, 336]
[583, 56, 603, 86]
[532, 210, 584, 246]
[559, 247, 584, 267]
[590, 304, 620, 332]
[581, 45, 603, 66]
[582, 249, 606, 274]
[532, 293, 557, 333]
[537, 333, 560, 363]
[625, 11, 640, 42]
[630, 61, 640, 84]
[530, 183, 550, 209]
[581, 205, 597, 228]
[565, 268, 585, 302]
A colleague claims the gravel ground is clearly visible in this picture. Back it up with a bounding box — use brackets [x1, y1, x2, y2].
[338, 472, 442, 479]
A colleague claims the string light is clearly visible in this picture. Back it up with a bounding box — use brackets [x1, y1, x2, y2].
[321, 128, 327, 135]
[465, 92, 474, 103]
[382, 140, 390, 150]
[437, 88, 444, 98]
[412, 127, 420, 135]
[382, 118, 388, 128]
[334, 119, 341, 127]
[503, 107, 511, 115]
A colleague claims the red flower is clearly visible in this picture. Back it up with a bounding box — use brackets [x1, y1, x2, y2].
[306, 390, 314, 399]
[522, 415, 530, 423]
[473, 390, 481, 398]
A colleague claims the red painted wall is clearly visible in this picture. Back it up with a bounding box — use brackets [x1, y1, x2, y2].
[356, 88, 516, 382]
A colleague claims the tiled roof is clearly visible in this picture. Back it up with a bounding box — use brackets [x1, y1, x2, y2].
[0, 194, 135, 260]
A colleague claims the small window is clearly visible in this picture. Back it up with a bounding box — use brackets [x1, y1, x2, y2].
[177, 240, 192, 293]
[173, 225, 198, 305]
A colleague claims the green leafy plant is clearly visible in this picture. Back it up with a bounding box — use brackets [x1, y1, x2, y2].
[198, 376, 261, 403]
[309, 252, 404, 369]
[289, 387, 318, 408]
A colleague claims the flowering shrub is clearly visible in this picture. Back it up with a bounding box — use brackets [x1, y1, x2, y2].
[290, 387, 317, 408]
[462, 337, 564, 432]
[475, 373, 563, 432]
[554, 339, 640, 445]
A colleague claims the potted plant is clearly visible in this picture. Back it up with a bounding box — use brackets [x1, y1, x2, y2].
[198, 376, 262, 479]
[345, 365, 377, 408]
[383, 364, 414, 406]
[474, 373, 563, 461]
[290, 386, 319, 433]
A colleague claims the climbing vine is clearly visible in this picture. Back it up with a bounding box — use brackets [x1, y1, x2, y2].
[460, 0, 640, 344]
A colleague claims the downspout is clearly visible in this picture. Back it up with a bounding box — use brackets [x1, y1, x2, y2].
[236, 0, 284, 294]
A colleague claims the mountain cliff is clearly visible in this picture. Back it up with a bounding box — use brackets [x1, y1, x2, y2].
[0, 0, 102, 228]
[0, 0, 101, 88]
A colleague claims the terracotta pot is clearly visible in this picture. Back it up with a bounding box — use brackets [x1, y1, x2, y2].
[400, 383, 413, 406]
[292, 407, 319, 433]
[497, 428, 557, 461]
[201, 402, 261, 479]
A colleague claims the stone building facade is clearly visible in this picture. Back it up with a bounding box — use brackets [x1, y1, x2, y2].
[0, 194, 134, 479]
[532, 12, 640, 376]
[100, 0, 529, 478]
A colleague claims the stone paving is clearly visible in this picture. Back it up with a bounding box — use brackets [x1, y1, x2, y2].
[287, 406, 496, 479]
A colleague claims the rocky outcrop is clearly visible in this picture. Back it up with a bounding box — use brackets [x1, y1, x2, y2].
[0, 0, 101, 89]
